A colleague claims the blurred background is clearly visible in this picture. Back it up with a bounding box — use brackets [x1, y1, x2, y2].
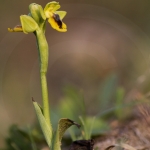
[1, 0, 150, 148]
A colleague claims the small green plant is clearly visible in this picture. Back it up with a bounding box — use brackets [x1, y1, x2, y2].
[56, 85, 109, 140]
[4, 125, 42, 150]
[8, 2, 80, 150]
[55, 74, 136, 141]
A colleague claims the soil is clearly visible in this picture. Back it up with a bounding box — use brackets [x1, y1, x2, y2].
[94, 104, 150, 150]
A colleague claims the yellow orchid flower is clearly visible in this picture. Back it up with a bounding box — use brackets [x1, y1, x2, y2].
[8, 1, 67, 33]
[44, 1, 67, 32]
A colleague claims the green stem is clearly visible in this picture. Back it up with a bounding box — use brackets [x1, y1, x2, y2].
[35, 28, 50, 127]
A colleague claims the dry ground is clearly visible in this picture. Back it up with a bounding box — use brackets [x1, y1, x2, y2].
[95, 104, 150, 150]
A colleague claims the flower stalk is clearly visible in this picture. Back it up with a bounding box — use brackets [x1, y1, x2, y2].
[8, 2, 80, 150]
[35, 28, 50, 126]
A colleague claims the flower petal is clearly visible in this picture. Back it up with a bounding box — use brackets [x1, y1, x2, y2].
[8, 25, 23, 32]
[48, 16, 67, 32]
[55, 11, 67, 20]
[44, 1, 60, 18]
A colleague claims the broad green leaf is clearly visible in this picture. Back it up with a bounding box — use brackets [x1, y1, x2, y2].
[20, 15, 38, 34]
[53, 118, 80, 150]
[58, 119, 80, 141]
[55, 11, 67, 20]
[33, 101, 52, 148]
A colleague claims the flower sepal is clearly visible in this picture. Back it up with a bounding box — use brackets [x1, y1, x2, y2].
[20, 15, 39, 34]
[29, 3, 46, 27]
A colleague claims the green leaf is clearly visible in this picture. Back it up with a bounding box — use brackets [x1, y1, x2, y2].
[79, 116, 94, 140]
[115, 87, 125, 119]
[4, 125, 33, 150]
[52, 118, 80, 150]
[33, 101, 52, 148]
[98, 73, 118, 112]
[20, 15, 38, 34]
[79, 116, 109, 139]
[58, 86, 85, 119]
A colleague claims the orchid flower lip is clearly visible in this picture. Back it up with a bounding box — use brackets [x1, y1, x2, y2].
[53, 13, 62, 29]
